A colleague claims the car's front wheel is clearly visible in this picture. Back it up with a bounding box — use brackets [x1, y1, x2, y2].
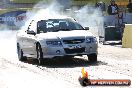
[36, 44, 44, 65]
[87, 54, 97, 63]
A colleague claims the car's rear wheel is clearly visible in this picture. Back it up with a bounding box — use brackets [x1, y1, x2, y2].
[17, 44, 26, 61]
[36, 44, 44, 65]
[87, 54, 97, 63]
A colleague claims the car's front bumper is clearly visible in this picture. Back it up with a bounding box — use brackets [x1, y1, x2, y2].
[41, 43, 98, 59]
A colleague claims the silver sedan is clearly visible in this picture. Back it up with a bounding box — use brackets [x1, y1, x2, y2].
[16, 17, 98, 64]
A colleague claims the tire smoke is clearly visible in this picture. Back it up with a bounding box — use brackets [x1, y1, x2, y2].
[0, 0, 104, 59]
[0, 30, 18, 59]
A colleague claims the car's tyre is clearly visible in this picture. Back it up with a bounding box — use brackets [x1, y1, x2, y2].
[36, 44, 44, 65]
[17, 44, 26, 61]
[87, 54, 97, 63]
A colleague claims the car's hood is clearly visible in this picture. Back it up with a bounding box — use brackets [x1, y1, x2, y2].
[37, 30, 94, 40]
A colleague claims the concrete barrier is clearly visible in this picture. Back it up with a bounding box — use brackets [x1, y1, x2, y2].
[122, 24, 132, 48]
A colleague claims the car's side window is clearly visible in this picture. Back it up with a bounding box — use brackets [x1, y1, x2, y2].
[26, 20, 37, 35]
[27, 20, 37, 32]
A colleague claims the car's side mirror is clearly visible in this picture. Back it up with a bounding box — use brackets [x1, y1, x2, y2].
[84, 27, 89, 30]
[27, 30, 36, 35]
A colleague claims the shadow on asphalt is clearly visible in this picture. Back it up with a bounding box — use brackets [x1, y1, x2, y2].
[25, 57, 108, 68]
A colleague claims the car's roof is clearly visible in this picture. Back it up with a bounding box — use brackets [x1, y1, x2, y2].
[19, 16, 77, 32]
[32, 16, 75, 22]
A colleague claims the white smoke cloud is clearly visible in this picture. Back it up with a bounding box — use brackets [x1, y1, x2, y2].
[22, 0, 66, 31]
[0, 0, 104, 60]
[0, 30, 18, 59]
[72, 5, 104, 36]
[24, 1, 104, 36]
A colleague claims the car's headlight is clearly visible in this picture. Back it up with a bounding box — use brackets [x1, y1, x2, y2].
[46, 41, 62, 46]
[86, 37, 97, 43]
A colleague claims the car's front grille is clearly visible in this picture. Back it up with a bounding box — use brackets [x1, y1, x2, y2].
[64, 48, 85, 54]
[63, 39, 85, 44]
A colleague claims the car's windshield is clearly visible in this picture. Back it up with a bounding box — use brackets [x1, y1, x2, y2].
[37, 19, 84, 33]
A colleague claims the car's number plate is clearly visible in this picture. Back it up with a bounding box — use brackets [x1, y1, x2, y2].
[68, 45, 82, 49]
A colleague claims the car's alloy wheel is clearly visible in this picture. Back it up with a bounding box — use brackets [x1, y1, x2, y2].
[37, 44, 44, 65]
[87, 54, 97, 63]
